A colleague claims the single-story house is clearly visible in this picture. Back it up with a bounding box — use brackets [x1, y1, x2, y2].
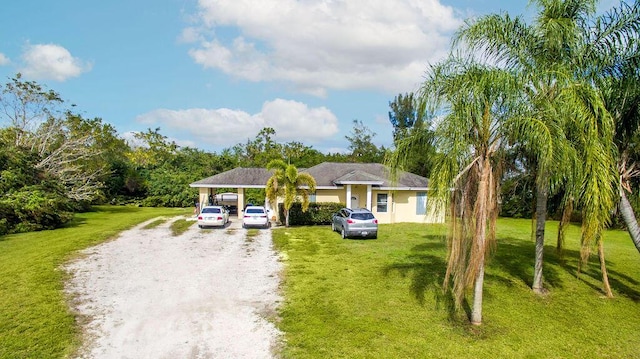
[189, 162, 444, 224]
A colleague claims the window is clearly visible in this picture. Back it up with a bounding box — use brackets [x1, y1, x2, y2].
[416, 192, 427, 215]
[310, 192, 316, 203]
[351, 212, 374, 220]
[377, 193, 388, 213]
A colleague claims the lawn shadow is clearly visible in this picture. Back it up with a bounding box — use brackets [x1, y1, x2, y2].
[490, 238, 640, 301]
[562, 259, 640, 302]
[488, 237, 567, 289]
[382, 236, 473, 322]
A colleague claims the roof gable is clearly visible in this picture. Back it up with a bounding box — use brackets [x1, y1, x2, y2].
[302, 162, 428, 188]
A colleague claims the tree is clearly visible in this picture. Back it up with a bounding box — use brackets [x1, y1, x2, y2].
[282, 141, 325, 168]
[0, 75, 108, 203]
[457, 0, 628, 296]
[407, 57, 525, 325]
[387, 93, 436, 178]
[594, 3, 640, 254]
[231, 127, 283, 167]
[265, 159, 316, 227]
[388, 92, 422, 142]
[345, 119, 385, 163]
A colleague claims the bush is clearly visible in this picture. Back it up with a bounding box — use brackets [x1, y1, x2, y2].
[0, 184, 74, 234]
[279, 202, 344, 226]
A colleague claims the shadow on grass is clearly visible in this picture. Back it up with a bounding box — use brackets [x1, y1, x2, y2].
[562, 260, 640, 302]
[382, 239, 472, 322]
[382, 231, 640, 327]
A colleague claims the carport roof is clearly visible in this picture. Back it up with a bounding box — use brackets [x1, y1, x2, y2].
[190, 167, 272, 188]
[190, 162, 428, 190]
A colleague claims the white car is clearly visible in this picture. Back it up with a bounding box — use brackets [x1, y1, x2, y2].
[198, 206, 229, 228]
[242, 206, 271, 229]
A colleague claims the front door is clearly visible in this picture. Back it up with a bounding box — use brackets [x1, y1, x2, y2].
[350, 194, 359, 209]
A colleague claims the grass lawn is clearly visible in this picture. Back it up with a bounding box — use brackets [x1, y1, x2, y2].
[272, 219, 640, 359]
[0, 206, 187, 359]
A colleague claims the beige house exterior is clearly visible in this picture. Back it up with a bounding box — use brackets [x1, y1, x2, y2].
[190, 162, 444, 224]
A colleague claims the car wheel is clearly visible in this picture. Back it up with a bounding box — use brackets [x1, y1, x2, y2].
[198, 225, 203, 229]
[341, 229, 347, 239]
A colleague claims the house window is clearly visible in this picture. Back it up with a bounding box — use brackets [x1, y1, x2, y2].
[377, 193, 388, 213]
[310, 192, 316, 203]
[416, 192, 427, 215]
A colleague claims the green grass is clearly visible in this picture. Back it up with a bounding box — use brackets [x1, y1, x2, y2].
[272, 219, 640, 359]
[0, 206, 188, 359]
[142, 218, 167, 229]
[169, 218, 194, 236]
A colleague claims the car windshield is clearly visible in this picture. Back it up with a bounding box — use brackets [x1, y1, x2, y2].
[351, 212, 374, 220]
[246, 208, 265, 214]
[202, 208, 221, 213]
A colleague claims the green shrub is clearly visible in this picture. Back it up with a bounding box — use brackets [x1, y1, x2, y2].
[0, 184, 74, 234]
[279, 202, 344, 226]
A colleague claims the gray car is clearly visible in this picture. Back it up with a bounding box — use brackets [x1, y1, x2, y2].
[332, 208, 378, 239]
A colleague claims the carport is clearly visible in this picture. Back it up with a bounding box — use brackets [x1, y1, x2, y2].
[189, 167, 273, 219]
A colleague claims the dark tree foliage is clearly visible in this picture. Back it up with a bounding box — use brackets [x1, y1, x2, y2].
[388, 92, 423, 142]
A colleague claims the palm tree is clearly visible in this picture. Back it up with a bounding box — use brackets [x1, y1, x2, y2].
[265, 159, 316, 227]
[409, 57, 527, 325]
[457, 0, 629, 295]
[593, 3, 640, 255]
[604, 69, 640, 254]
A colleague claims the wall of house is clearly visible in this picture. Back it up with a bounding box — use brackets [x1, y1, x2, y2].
[370, 190, 444, 224]
[314, 187, 444, 224]
[314, 189, 344, 204]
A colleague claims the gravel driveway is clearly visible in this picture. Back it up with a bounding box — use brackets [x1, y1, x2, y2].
[64, 216, 282, 359]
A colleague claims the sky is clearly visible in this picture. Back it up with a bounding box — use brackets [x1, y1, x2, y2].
[0, 0, 619, 154]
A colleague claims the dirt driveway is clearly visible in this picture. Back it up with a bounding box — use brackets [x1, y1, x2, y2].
[64, 216, 282, 359]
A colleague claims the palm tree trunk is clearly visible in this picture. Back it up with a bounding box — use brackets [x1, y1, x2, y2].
[618, 186, 640, 254]
[470, 159, 490, 325]
[556, 197, 573, 254]
[598, 240, 614, 298]
[532, 180, 548, 294]
[285, 209, 290, 227]
[470, 258, 485, 325]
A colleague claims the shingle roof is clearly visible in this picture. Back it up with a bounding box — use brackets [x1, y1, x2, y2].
[190, 167, 272, 188]
[190, 162, 428, 189]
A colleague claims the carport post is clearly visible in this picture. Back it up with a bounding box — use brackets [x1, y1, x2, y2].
[237, 188, 245, 215]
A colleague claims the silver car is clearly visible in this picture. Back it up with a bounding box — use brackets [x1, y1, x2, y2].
[332, 208, 378, 239]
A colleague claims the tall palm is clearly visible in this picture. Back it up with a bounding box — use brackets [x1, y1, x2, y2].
[591, 2, 640, 254]
[265, 159, 316, 227]
[457, 0, 625, 295]
[414, 57, 527, 325]
[603, 66, 640, 254]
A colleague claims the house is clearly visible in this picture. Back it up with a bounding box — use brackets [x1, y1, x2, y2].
[189, 162, 444, 224]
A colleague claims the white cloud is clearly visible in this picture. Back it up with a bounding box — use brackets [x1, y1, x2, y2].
[0, 53, 9, 66]
[135, 99, 340, 149]
[19, 44, 92, 81]
[187, 0, 461, 95]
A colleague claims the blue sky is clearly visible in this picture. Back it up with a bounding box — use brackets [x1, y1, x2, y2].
[0, 0, 617, 154]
